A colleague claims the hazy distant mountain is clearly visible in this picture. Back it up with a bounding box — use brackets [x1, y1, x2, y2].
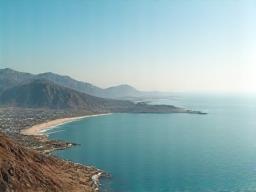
[0, 68, 33, 93]
[36, 72, 106, 97]
[36, 72, 154, 98]
[0, 78, 203, 114]
[0, 68, 105, 97]
[0, 68, 170, 99]
[103, 84, 142, 98]
[0, 79, 132, 111]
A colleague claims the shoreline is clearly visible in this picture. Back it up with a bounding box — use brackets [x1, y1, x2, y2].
[21, 113, 111, 136]
[20, 113, 112, 190]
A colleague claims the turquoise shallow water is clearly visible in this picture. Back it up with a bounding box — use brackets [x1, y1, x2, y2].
[49, 94, 256, 192]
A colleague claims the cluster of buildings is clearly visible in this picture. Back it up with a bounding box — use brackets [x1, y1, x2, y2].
[0, 107, 71, 134]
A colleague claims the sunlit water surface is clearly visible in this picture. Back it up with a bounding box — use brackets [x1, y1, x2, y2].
[49, 94, 256, 192]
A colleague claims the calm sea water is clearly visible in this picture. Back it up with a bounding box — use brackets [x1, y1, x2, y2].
[49, 94, 256, 192]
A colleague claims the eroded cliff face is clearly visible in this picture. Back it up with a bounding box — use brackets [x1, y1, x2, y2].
[0, 132, 100, 192]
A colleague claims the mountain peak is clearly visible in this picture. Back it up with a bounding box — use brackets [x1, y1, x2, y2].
[106, 84, 137, 90]
[0, 68, 33, 76]
[103, 84, 140, 98]
[38, 72, 72, 80]
[0, 68, 166, 99]
[0, 79, 109, 110]
[0, 68, 17, 73]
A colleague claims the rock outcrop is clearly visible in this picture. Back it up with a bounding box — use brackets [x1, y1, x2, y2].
[0, 132, 100, 192]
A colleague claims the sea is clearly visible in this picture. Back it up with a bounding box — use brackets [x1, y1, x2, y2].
[49, 93, 256, 192]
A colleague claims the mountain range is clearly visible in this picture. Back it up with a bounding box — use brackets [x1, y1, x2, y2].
[0, 68, 164, 99]
[0, 68, 205, 114]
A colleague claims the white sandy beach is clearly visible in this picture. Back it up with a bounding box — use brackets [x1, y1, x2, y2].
[21, 113, 110, 136]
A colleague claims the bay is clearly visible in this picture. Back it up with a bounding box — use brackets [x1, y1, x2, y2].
[49, 94, 256, 192]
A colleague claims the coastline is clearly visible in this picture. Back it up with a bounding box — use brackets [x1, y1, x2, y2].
[21, 113, 111, 136]
[20, 112, 111, 190]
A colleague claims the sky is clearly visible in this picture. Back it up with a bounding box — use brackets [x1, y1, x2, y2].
[0, 0, 256, 93]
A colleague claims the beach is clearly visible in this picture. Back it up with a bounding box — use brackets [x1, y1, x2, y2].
[21, 113, 110, 136]
[19, 113, 110, 190]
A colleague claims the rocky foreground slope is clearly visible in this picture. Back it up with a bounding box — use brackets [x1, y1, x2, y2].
[0, 132, 101, 192]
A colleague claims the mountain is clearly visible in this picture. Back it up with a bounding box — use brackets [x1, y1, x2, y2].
[36, 72, 150, 98]
[103, 84, 142, 98]
[0, 131, 100, 191]
[0, 78, 204, 114]
[0, 79, 132, 112]
[0, 68, 33, 93]
[36, 72, 105, 97]
[0, 68, 170, 99]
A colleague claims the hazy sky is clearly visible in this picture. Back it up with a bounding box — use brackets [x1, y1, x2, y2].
[0, 0, 255, 93]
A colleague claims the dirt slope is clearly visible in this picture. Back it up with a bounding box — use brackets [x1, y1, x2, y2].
[0, 132, 100, 192]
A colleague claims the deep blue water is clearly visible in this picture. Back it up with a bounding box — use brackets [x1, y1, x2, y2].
[49, 94, 256, 192]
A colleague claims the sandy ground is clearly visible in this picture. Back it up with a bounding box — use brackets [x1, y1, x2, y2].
[21, 114, 110, 136]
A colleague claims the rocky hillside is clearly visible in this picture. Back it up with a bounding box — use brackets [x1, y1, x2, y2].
[0, 79, 132, 111]
[0, 68, 33, 93]
[0, 79, 206, 114]
[0, 132, 101, 192]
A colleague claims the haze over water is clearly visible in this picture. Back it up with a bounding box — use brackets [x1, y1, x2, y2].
[49, 94, 256, 192]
